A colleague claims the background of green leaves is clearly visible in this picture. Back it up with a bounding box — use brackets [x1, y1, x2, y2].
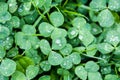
[0, 0, 120, 80]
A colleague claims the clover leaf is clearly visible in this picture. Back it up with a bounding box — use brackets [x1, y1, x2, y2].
[78, 26, 94, 46]
[86, 44, 97, 56]
[26, 65, 39, 80]
[97, 43, 114, 54]
[38, 22, 54, 37]
[0, 2, 8, 12]
[51, 28, 67, 39]
[88, 72, 102, 80]
[0, 36, 13, 50]
[105, 30, 120, 47]
[89, 0, 106, 11]
[69, 52, 81, 65]
[18, 2, 31, 16]
[104, 74, 119, 80]
[0, 58, 16, 76]
[0, 46, 6, 59]
[108, 0, 120, 12]
[97, 9, 114, 27]
[60, 44, 72, 56]
[6, 16, 20, 28]
[48, 51, 63, 65]
[52, 37, 66, 50]
[7, 0, 18, 13]
[60, 56, 73, 69]
[15, 32, 31, 50]
[7, 47, 18, 58]
[75, 66, 87, 80]
[40, 61, 51, 71]
[34, 0, 46, 8]
[11, 71, 26, 80]
[85, 61, 99, 72]
[68, 27, 78, 39]
[25, 49, 41, 64]
[0, 25, 10, 40]
[38, 75, 51, 80]
[90, 23, 102, 35]
[22, 25, 36, 34]
[0, 11, 11, 24]
[72, 17, 86, 29]
[0, 74, 8, 80]
[40, 39, 51, 55]
[50, 11, 64, 27]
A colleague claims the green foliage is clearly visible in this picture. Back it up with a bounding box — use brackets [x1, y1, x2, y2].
[0, 0, 120, 79]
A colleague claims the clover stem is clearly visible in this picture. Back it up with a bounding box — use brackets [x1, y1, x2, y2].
[62, 0, 68, 7]
[79, 5, 92, 11]
[62, 9, 89, 20]
[33, 16, 42, 27]
[81, 53, 105, 61]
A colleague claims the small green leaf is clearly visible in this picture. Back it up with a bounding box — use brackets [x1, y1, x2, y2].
[38, 22, 54, 37]
[0, 46, 6, 59]
[34, 0, 46, 8]
[40, 39, 51, 55]
[11, 71, 26, 80]
[101, 66, 111, 74]
[105, 30, 120, 47]
[97, 43, 114, 54]
[108, 0, 120, 12]
[50, 11, 64, 27]
[6, 16, 20, 28]
[52, 37, 66, 50]
[0, 73, 8, 80]
[97, 9, 114, 27]
[15, 32, 31, 50]
[104, 74, 118, 80]
[75, 66, 87, 80]
[43, 0, 52, 11]
[26, 65, 39, 79]
[40, 61, 51, 71]
[60, 44, 72, 56]
[0, 2, 8, 12]
[89, 11, 98, 22]
[91, 23, 102, 35]
[18, 2, 31, 16]
[72, 17, 86, 29]
[48, 51, 63, 65]
[69, 52, 81, 65]
[0, 25, 10, 40]
[0, 11, 11, 24]
[22, 25, 36, 34]
[0, 36, 13, 50]
[29, 36, 40, 49]
[60, 56, 73, 69]
[85, 61, 99, 72]
[78, 26, 94, 46]
[51, 28, 67, 39]
[0, 58, 16, 76]
[89, 0, 106, 11]
[7, 0, 18, 13]
[38, 75, 51, 80]
[86, 44, 97, 56]
[73, 46, 85, 53]
[88, 72, 102, 80]
[25, 49, 41, 64]
[68, 27, 78, 39]
[7, 47, 18, 58]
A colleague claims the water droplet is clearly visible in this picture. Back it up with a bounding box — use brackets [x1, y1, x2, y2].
[78, 35, 83, 40]
[109, 35, 119, 42]
[55, 39, 62, 46]
[70, 30, 76, 35]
